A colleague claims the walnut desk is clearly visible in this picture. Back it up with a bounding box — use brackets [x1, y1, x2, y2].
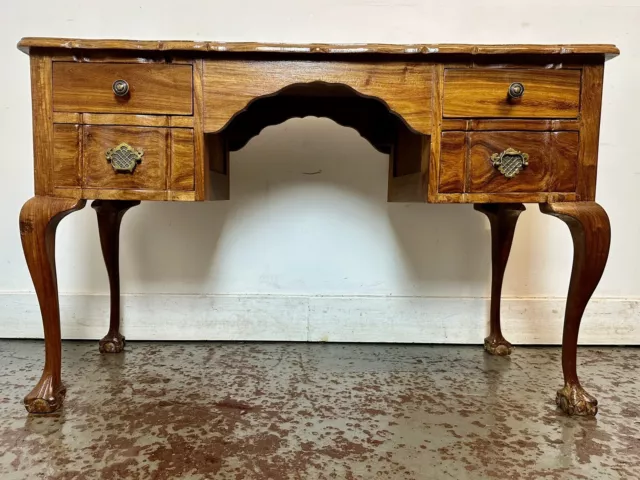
[17, 38, 618, 416]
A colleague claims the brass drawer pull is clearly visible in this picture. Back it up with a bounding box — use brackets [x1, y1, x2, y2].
[112, 79, 130, 97]
[106, 143, 143, 173]
[508, 82, 525, 99]
[491, 148, 529, 178]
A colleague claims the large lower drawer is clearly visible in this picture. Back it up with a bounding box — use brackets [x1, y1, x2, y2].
[52, 125, 195, 193]
[84, 126, 168, 190]
[439, 131, 579, 194]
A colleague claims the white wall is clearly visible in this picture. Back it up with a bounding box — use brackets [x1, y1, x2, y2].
[1, 1, 639, 343]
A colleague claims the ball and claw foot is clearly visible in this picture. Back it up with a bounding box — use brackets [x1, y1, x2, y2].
[24, 377, 66, 414]
[556, 384, 598, 416]
[99, 333, 125, 353]
[484, 336, 514, 356]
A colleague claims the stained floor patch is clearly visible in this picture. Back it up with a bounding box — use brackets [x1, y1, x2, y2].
[0, 341, 638, 479]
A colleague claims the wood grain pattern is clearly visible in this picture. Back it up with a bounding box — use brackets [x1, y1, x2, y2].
[17, 37, 620, 57]
[443, 69, 582, 118]
[53, 62, 193, 115]
[52, 113, 195, 128]
[468, 131, 578, 193]
[19, 196, 86, 413]
[474, 203, 526, 356]
[441, 119, 580, 132]
[203, 60, 433, 135]
[53, 187, 195, 201]
[83, 126, 167, 190]
[427, 64, 444, 202]
[170, 129, 195, 191]
[193, 59, 207, 201]
[577, 62, 605, 201]
[30, 55, 54, 195]
[92, 200, 140, 353]
[540, 202, 611, 416]
[439, 132, 466, 193]
[433, 192, 578, 204]
[551, 132, 580, 192]
[52, 112, 81, 124]
[80, 113, 172, 127]
[52, 124, 81, 187]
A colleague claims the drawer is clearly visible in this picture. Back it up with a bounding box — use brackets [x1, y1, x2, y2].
[83, 126, 168, 190]
[439, 131, 579, 194]
[443, 69, 581, 118]
[53, 62, 193, 115]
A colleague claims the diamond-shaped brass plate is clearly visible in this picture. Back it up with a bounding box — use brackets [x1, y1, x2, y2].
[105, 143, 144, 173]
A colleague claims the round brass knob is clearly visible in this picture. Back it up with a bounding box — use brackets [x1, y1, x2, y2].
[508, 82, 525, 99]
[112, 79, 129, 97]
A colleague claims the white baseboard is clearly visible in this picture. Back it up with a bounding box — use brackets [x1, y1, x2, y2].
[0, 293, 638, 344]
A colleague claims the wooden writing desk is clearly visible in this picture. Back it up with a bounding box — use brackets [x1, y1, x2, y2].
[17, 38, 618, 416]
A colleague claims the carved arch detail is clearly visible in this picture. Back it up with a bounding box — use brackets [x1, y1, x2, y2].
[202, 60, 433, 136]
[222, 83, 414, 154]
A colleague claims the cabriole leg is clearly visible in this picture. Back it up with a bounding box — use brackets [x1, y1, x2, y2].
[474, 203, 526, 356]
[92, 200, 140, 353]
[20, 196, 86, 413]
[540, 202, 610, 416]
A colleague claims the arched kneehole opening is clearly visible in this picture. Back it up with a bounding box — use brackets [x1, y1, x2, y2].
[204, 82, 428, 202]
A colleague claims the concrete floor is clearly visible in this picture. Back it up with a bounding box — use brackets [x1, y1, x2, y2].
[0, 341, 638, 479]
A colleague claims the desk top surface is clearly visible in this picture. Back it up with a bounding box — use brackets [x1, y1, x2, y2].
[18, 37, 620, 57]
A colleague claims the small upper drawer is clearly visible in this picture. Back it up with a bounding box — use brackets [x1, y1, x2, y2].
[52, 63, 193, 115]
[443, 69, 581, 119]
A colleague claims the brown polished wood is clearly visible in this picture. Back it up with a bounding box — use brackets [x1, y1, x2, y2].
[19, 196, 86, 413]
[437, 131, 579, 196]
[577, 63, 605, 201]
[92, 200, 140, 353]
[439, 131, 466, 193]
[474, 203, 526, 356]
[443, 68, 582, 119]
[17, 38, 620, 56]
[540, 202, 611, 416]
[53, 124, 81, 188]
[53, 62, 193, 115]
[17, 38, 618, 416]
[83, 125, 168, 190]
[202, 60, 433, 135]
[468, 131, 579, 193]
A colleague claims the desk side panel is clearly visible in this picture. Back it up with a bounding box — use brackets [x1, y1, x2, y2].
[577, 61, 605, 201]
[30, 54, 54, 196]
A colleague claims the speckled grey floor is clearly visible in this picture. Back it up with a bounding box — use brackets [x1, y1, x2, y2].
[0, 340, 638, 479]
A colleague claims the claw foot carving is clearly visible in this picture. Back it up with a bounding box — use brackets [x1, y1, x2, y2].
[24, 375, 66, 414]
[556, 384, 598, 416]
[484, 336, 514, 356]
[99, 333, 125, 353]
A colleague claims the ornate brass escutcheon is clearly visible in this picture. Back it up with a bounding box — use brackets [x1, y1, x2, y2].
[105, 143, 144, 173]
[490, 148, 529, 179]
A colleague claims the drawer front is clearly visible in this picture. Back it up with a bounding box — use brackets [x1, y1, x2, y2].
[84, 126, 168, 190]
[443, 69, 581, 118]
[439, 131, 579, 194]
[470, 131, 578, 193]
[53, 63, 193, 115]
